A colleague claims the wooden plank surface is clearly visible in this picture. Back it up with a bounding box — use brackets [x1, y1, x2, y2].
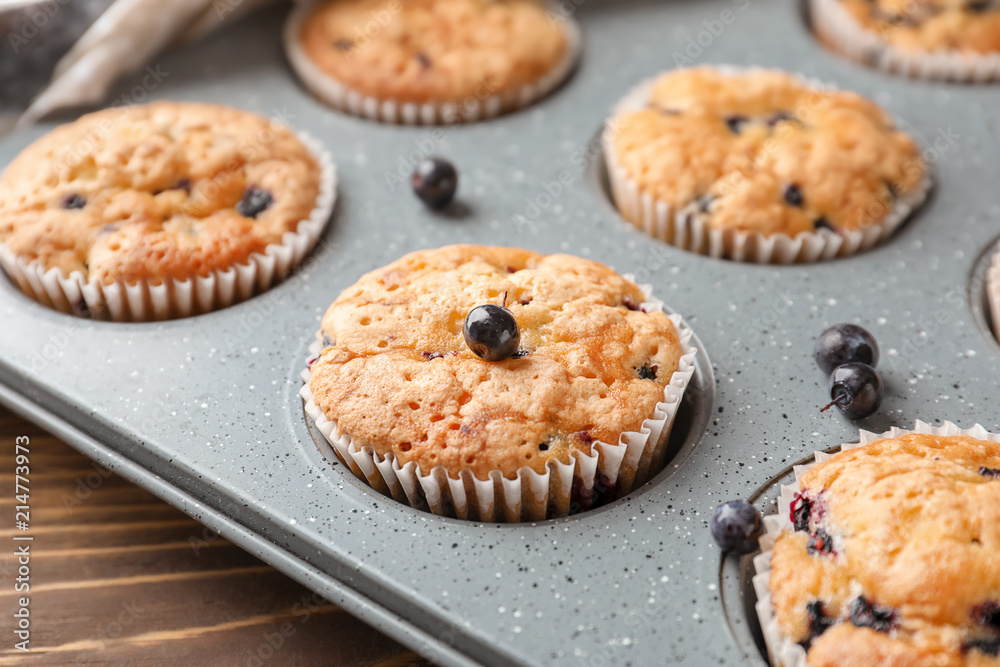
[0, 408, 435, 666]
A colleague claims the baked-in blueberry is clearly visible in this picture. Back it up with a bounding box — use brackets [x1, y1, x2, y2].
[965, 637, 1000, 656]
[725, 114, 749, 134]
[321, 335, 334, 348]
[335, 38, 353, 51]
[622, 297, 644, 312]
[814, 217, 835, 232]
[61, 193, 86, 210]
[849, 596, 896, 633]
[974, 601, 1000, 630]
[790, 492, 813, 532]
[637, 364, 657, 380]
[784, 183, 804, 207]
[806, 601, 836, 639]
[236, 186, 273, 218]
[807, 529, 836, 557]
[979, 467, 1000, 479]
[767, 111, 795, 127]
[415, 52, 432, 68]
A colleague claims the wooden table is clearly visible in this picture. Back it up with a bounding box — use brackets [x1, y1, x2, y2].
[0, 408, 434, 666]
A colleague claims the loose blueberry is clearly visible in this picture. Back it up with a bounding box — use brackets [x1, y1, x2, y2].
[236, 186, 273, 218]
[61, 193, 86, 209]
[412, 157, 458, 210]
[784, 183, 804, 207]
[463, 304, 519, 362]
[710, 500, 763, 554]
[849, 596, 896, 633]
[814, 324, 881, 374]
[980, 467, 1000, 479]
[823, 363, 883, 420]
[806, 601, 837, 639]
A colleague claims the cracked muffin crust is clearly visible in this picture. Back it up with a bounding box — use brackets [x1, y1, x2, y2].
[0, 101, 321, 285]
[769, 433, 1000, 666]
[608, 67, 927, 238]
[308, 245, 683, 479]
[834, 0, 1000, 55]
[296, 0, 571, 107]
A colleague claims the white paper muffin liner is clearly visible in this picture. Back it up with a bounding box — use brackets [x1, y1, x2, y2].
[0, 130, 337, 322]
[751, 420, 1000, 667]
[603, 66, 933, 264]
[300, 283, 698, 523]
[988, 242, 1000, 346]
[283, 1, 581, 125]
[810, 0, 1000, 83]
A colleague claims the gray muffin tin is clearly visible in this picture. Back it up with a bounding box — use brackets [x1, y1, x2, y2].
[2, 1, 999, 665]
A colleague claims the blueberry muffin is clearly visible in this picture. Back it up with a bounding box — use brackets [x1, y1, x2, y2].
[812, 0, 1000, 80]
[605, 67, 930, 262]
[285, 0, 580, 123]
[767, 432, 1000, 666]
[305, 245, 696, 520]
[0, 101, 332, 319]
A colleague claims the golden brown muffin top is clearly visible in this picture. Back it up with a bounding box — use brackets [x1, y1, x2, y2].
[309, 245, 683, 479]
[298, 0, 569, 104]
[839, 0, 1000, 54]
[769, 433, 1000, 665]
[0, 102, 321, 284]
[610, 67, 926, 236]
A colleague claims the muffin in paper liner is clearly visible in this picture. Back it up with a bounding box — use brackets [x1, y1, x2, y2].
[810, 0, 1000, 83]
[603, 66, 933, 265]
[299, 283, 698, 523]
[751, 420, 1000, 667]
[0, 130, 337, 322]
[283, 1, 581, 125]
[988, 242, 1000, 346]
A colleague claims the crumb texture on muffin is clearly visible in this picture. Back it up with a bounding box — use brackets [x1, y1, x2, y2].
[769, 433, 1000, 665]
[0, 101, 321, 284]
[837, 0, 1000, 54]
[298, 0, 569, 104]
[309, 245, 683, 479]
[610, 67, 926, 236]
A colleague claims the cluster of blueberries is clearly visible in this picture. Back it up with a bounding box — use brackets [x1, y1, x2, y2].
[711, 324, 885, 554]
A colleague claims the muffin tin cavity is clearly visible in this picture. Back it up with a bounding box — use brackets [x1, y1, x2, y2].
[970, 236, 1000, 352]
[302, 321, 716, 523]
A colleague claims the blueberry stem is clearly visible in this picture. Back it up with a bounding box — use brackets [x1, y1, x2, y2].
[820, 390, 849, 413]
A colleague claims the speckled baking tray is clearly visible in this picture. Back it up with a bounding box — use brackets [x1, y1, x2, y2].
[2, 1, 999, 665]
